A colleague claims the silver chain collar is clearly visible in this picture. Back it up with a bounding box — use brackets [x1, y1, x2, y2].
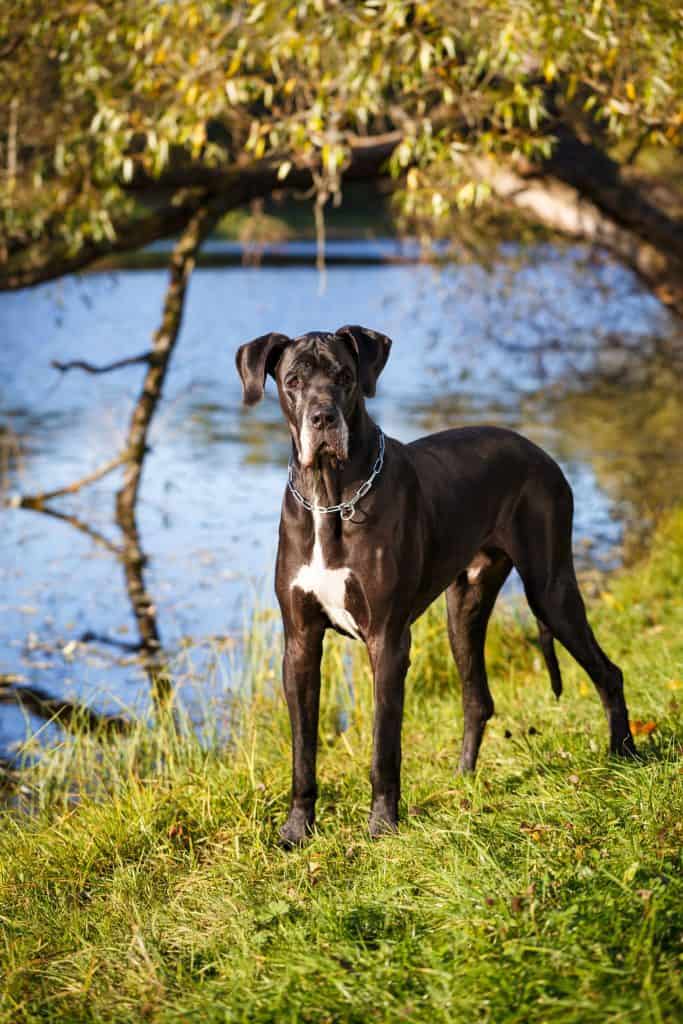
[287, 430, 385, 521]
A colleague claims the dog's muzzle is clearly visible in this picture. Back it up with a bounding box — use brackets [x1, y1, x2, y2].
[299, 405, 349, 468]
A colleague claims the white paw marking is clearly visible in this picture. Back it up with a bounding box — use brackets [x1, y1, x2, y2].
[291, 511, 361, 639]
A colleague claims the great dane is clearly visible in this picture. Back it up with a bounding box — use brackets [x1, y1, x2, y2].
[235, 326, 635, 845]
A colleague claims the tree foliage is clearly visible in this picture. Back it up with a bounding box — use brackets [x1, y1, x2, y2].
[1, 1, 681, 281]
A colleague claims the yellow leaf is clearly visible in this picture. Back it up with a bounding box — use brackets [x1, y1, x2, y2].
[154, 46, 167, 65]
[185, 83, 199, 106]
[227, 50, 242, 77]
[626, 81, 636, 101]
[191, 123, 206, 152]
[544, 59, 557, 83]
[667, 679, 681, 690]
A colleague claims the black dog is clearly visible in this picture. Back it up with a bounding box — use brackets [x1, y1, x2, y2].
[236, 326, 635, 845]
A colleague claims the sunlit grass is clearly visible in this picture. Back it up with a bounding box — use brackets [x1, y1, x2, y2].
[1, 513, 682, 1023]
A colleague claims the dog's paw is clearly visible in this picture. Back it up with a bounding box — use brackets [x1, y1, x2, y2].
[611, 733, 639, 760]
[278, 811, 313, 849]
[368, 808, 399, 840]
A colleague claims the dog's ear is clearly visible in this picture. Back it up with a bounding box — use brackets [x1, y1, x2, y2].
[335, 325, 392, 398]
[235, 332, 292, 406]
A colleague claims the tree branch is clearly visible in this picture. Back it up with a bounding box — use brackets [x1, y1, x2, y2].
[51, 352, 152, 375]
[470, 155, 683, 317]
[545, 126, 683, 260]
[0, 680, 130, 734]
[0, 133, 401, 292]
[0, 190, 215, 291]
[7, 452, 128, 509]
[17, 504, 123, 557]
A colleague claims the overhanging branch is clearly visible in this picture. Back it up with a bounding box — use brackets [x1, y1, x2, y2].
[0, 190, 215, 291]
[471, 155, 683, 317]
[0, 133, 401, 292]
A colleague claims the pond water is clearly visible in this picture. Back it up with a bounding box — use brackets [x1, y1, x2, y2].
[1, 244, 681, 757]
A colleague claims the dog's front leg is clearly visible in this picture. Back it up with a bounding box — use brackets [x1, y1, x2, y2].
[367, 627, 411, 838]
[279, 622, 325, 848]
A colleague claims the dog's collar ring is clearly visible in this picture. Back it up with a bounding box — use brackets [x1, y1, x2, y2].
[287, 430, 385, 520]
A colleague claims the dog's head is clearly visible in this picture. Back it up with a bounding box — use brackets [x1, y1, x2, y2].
[235, 326, 391, 468]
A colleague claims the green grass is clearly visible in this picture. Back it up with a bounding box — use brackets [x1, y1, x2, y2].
[2, 513, 683, 1023]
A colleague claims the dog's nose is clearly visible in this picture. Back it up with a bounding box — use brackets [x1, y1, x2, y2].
[310, 405, 338, 430]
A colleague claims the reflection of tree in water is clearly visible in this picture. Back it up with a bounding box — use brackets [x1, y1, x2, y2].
[0, 208, 220, 754]
[1, 488, 169, 738]
[547, 346, 683, 562]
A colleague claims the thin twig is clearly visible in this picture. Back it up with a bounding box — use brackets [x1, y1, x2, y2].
[19, 504, 123, 556]
[51, 352, 152, 375]
[7, 451, 128, 509]
[0, 34, 24, 60]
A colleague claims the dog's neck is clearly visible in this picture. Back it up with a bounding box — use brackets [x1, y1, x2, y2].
[290, 403, 379, 509]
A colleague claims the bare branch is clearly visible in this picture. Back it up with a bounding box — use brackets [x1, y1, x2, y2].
[0, 680, 131, 734]
[18, 504, 122, 557]
[51, 352, 152, 375]
[116, 198, 226, 530]
[7, 451, 128, 509]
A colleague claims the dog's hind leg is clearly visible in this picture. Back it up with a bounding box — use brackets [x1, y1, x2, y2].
[508, 480, 635, 757]
[446, 550, 512, 772]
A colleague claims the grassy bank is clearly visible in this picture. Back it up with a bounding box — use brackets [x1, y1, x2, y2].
[2, 513, 683, 1023]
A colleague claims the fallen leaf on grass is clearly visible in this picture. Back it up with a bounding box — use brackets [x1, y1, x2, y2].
[631, 720, 657, 736]
[520, 822, 552, 842]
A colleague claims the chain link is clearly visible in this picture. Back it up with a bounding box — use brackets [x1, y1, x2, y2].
[287, 430, 385, 521]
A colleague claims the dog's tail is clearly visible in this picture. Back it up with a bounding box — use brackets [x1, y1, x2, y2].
[537, 620, 563, 699]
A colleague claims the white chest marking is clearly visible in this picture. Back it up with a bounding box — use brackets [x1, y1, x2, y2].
[291, 512, 361, 640]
